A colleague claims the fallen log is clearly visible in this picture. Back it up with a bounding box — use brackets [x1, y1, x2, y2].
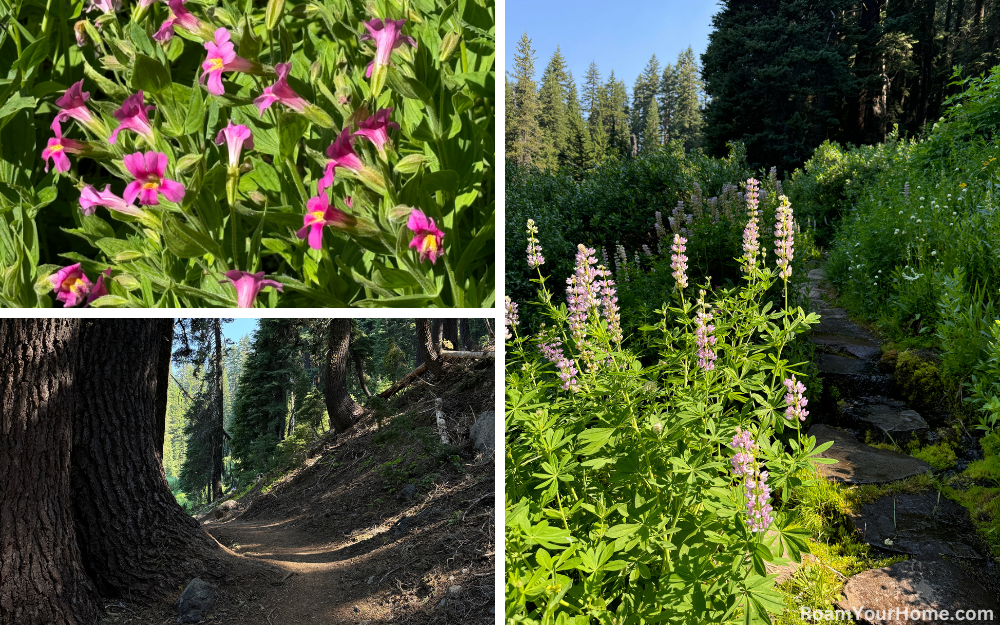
[379, 349, 493, 399]
[441, 350, 495, 359]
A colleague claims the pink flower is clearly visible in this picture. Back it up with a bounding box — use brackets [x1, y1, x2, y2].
[49, 263, 93, 307]
[296, 194, 355, 250]
[54, 80, 94, 128]
[774, 195, 794, 280]
[221, 270, 283, 308]
[109, 91, 155, 144]
[783, 376, 809, 422]
[407, 209, 445, 264]
[359, 18, 417, 78]
[86, 268, 112, 305]
[354, 108, 399, 154]
[253, 62, 309, 114]
[153, 0, 203, 43]
[79, 184, 145, 217]
[42, 123, 85, 173]
[201, 28, 255, 96]
[670, 234, 688, 290]
[84, 0, 120, 13]
[214, 120, 254, 168]
[122, 151, 186, 206]
[318, 128, 364, 194]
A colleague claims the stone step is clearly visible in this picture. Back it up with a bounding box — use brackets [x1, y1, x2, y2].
[807, 425, 932, 485]
[838, 558, 1000, 625]
[817, 354, 872, 376]
[811, 332, 880, 359]
[814, 315, 876, 340]
[848, 491, 983, 560]
[808, 268, 827, 281]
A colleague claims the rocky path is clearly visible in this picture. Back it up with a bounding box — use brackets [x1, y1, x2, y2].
[797, 268, 1000, 624]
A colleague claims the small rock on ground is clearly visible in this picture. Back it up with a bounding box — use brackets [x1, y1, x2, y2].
[838, 558, 1000, 624]
[177, 578, 216, 624]
[469, 410, 494, 452]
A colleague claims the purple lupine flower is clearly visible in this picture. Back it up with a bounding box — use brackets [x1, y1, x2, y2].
[525, 219, 545, 268]
[672, 200, 684, 235]
[539, 339, 579, 392]
[694, 307, 717, 371]
[774, 195, 794, 280]
[708, 197, 719, 222]
[730, 428, 755, 477]
[783, 375, 809, 422]
[504, 296, 518, 341]
[654, 211, 666, 240]
[566, 244, 601, 344]
[691, 183, 703, 221]
[596, 265, 622, 344]
[745, 177, 760, 217]
[742, 179, 761, 271]
[776, 180, 783, 196]
[109, 91, 155, 144]
[769, 166, 778, 188]
[745, 470, 774, 532]
[904, 181, 910, 201]
[670, 234, 688, 290]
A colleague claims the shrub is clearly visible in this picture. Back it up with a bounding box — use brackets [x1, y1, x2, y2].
[911, 442, 957, 471]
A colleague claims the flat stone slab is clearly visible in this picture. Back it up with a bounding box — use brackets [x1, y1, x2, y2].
[808, 268, 827, 281]
[857, 404, 927, 439]
[811, 333, 880, 359]
[838, 558, 1000, 624]
[808, 425, 931, 485]
[849, 492, 982, 560]
[817, 354, 871, 375]
[815, 315, 876, 340]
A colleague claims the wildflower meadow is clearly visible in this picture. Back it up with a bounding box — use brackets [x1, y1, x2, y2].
[504, 185, 834, 624]
[0, 0, 495, 308]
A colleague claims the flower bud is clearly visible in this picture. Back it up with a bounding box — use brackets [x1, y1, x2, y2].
[74, 21, 90, 47]
[387, 204, 414, 223]
[265, 0, 285, 30]
[309, 61, 322, 83]
[438, 31, 461, 63]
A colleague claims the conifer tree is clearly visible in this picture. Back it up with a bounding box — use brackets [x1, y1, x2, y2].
[601, 71, 631, 158]
[642, 97, 662, 152]
[509, 33, 543, 167]
[658, 62, 678, 142]
[630, 55, 661, 152]
[537, 48, 572, 171]
[565, 76, 596, 173]
[581, 61, 602, 122]
[672, 47, 705, 152]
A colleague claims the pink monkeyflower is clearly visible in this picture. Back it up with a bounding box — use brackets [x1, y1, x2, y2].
[49, 263, 93, 307]
[253, 62, 309, 114]
[153, 0, 203, 43]
[84, 0, 120, 13]
[109, 91, 155, 144]
[318, 127, 365, 194]
[214, 120, 254, 168]
[79, 184, 145, 217]
[360, 18, 417, 78]
[54, 80, 95, 128]
[201, 28, 256, 96]
[407, 209, 445, 264]
[354, 108, 399, 154]
[221, 270, 283, 308]
[86, 268, 112, 305]
[296, 194, 355, 250]
[123, 151, 186, 206]
[42, 122, 85, 173]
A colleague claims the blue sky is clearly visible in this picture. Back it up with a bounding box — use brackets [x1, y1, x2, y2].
[223, 318, 258, 344]
[505, 0, 722, 96]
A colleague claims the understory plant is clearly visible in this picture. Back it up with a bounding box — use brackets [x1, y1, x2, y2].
[505, 189, 833, 624]
[0, 0, 494, 307]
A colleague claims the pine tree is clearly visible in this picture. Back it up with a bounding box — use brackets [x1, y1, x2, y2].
[601, 71, 631, 158]
[581, 61, 602, 122]
[537, 48, 572, 171]
[504, 74, 516, 159]
[672, 47, 706, 152]
[630, 55, 661, 152]
[509, 33, 543, 167]
[564, 75, 596, 173]
[642, 97, 662, 152]
[658, 62, 678, 143]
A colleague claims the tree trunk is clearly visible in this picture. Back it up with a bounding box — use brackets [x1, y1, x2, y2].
[71, 320, 229, 600]
[212, 320, 224, 501]
[0, 320, 101, 625]
[459, 318, 472, 350]
[414, 322, 424, 366]
[442, 319, 459, 350]
[153, 319, 173, 463]
[287, 389, 296, 435]
[324, 319, 367, 432]
[417, 318, 443, 378]
[353, 351, 372, 396]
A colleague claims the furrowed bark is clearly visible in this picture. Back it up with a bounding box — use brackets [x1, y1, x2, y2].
[324, 318, 367, 432]
[0, 320, 100, 625]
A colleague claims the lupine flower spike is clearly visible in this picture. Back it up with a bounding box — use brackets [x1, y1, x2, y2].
[742, 178, 761, 272]
[123, 151, 185, 206]
[566, 244, 601, 345]
[526, 219, 545, 268]
[79, 184, 146, 218]
[49, 263, 93, 307]
[407, 209, 445, 264]
[670, 234, 688, 290]
[297, 195, 356, 250]
[222, 270, 284, 308]
[783, 376, 809, 422]
[254, 63, 310, 114]
[109, 91, 155, 144]
[745, 471, 774, 532]
[540, 339, 579, 392]
[201, 28, 257, 96]
[695, 299, 717, 371]
[42, 122, 86, 173]
[504, 296, 518, 340]
[774, 195, 794, 281]
[730, 429, 755, 476]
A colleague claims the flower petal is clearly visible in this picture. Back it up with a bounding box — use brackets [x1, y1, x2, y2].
[158, 178, 186, 203]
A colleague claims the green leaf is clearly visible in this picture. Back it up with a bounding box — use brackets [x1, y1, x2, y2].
[162, 214, 223, 259]
[421, 170, 460, 194]
[0, 95, 36, 121]
[605, 523, 640, 539]
[131, 54, 171, 94]
[14, 39, 49, 75]
[395, 153, 435, 174]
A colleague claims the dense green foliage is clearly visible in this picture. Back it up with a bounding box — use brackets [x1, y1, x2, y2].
[0, 0, 495, 308]
[506, 231, 828, 624]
